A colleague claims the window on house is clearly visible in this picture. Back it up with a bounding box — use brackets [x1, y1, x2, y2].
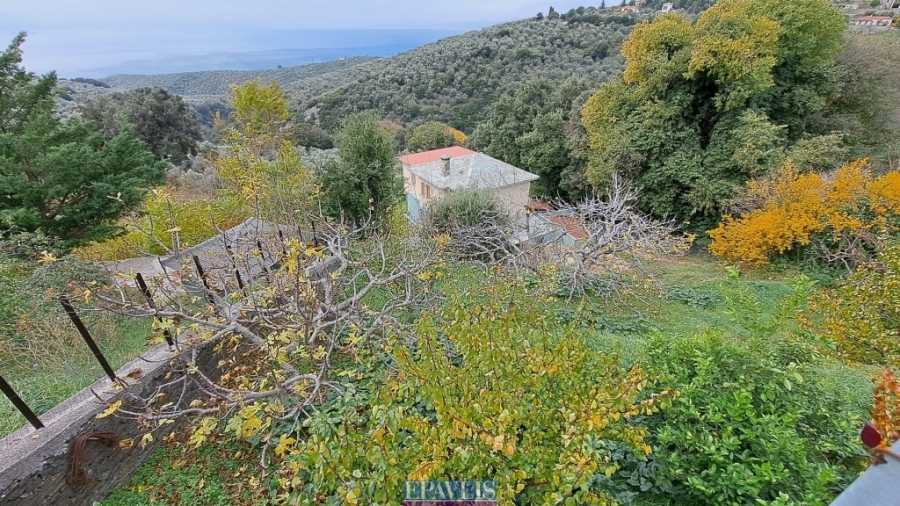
[420, 181, 426, 197]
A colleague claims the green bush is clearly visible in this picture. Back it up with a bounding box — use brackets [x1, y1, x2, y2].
[278, 283, 675, 505]
[427, 188, 507, 232]
[635, 320, 869, 504]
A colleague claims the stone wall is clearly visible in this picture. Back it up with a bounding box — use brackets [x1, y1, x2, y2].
[0, 337, 226, 505]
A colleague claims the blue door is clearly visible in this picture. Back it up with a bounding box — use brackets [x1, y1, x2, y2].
[406, 192, 421, 222]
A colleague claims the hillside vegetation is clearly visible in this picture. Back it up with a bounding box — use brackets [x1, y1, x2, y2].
[98, 56, 379, 102]
[292, 12, 641, 131]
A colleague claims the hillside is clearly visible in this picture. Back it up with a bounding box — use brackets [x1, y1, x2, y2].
[99, 56, 380, 103]
[60, 6, 726, 134]
[289, 12, 642, 131]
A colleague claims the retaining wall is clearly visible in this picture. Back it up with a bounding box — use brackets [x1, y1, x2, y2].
[0, 337, 225, 505]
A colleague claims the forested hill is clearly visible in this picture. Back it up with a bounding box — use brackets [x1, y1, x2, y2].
[81, 7, 688, 132]
[290, 12, 642, 132]
[99, 56, 380, 102]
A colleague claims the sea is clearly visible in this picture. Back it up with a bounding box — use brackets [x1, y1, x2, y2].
[12, 28, 471, 79]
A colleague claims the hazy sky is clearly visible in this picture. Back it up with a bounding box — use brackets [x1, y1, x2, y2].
[1, 1, 585, 77]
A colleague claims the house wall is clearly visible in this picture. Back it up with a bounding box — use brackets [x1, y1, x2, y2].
[494, 182, 532, 214]
[403, 164, 532, 218]
[402, 164, 443, 208]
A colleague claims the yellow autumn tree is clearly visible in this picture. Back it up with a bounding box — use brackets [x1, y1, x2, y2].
[709, 159, 900, 267]
[215, 81, 315, 222]
[448, 127, 467, 146]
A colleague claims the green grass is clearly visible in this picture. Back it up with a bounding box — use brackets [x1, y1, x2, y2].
[102, 436, 268, 506]
[0, 316, 152, 437]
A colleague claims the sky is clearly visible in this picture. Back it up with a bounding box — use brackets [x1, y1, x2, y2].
[1, 1, 586, 77]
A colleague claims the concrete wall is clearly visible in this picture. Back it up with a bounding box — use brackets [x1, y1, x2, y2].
[0, 337, 227, 505]
[494, 182, 531, 214]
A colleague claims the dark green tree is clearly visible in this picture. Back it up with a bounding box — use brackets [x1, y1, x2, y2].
[472, 78, 592, 201]
[583, 0, 848, 228]
[288, 122, 334, 151]
[80, 87, 201, 164]
[405, 121, 456, 153]
[318, 112, 401, 224]
[0, 33, 164, 247]
[548, 6, 560, 19]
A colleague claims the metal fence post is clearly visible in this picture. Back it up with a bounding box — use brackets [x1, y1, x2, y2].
[134, 273, 176, 348]
[192, 255, 216, 304]
[59, 297, 118, 383]
[0, 374, 44, 429]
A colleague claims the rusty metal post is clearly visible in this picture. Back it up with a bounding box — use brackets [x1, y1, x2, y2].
[134, 273, 176, 347]
[0, 374, 44, 429]
[192, 255, 216, 304]
[224, 245, 245, 292]
[59, 297, 118, 383]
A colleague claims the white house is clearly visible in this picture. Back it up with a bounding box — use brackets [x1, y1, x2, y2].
[399, 147, 539, 222]
[660, 2, 674, 13]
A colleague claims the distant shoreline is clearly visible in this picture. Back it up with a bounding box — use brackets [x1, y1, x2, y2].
[36, 29, 469, 79]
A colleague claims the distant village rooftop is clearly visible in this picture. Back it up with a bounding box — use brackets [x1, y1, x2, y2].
[401, 148, 539, 191]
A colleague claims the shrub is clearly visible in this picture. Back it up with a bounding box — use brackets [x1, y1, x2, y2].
[278, 284, 675, 505]
[805, 238, 900, 367]
[427, 188, 507, 232]
[709, 160, 900, 268]
[75, 189, 248, 261]
[425, 189, 510, 261]
[640, 329, 868, 505]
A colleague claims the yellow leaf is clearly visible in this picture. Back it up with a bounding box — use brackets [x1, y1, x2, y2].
[140, 433, 154, 449]
[96, 400, 122, 419]
[37, 251, 56, 264]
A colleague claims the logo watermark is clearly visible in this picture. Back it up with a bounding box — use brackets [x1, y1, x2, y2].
[403, 481, 497, 505]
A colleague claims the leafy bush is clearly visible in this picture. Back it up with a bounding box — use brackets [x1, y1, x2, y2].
[425, 189, 510, 261]
[709, 160, 900, 268]
[634, 277, 870, 505]
[427, 188, 507, 231]
[75, 189, 248, 260]
[805, 238, 900, 367]
[639, 330, 868, 505]
[278, 284, 675, 505]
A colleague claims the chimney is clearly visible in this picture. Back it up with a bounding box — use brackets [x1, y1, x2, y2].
[441, 154, 451, 176]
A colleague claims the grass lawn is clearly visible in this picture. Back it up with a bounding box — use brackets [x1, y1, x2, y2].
[0, 315, 152, 437]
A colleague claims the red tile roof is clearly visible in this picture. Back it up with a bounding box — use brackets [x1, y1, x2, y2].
[399, 146, 476, 167]
[528, 199, 553, 212]
[857, 15, 893, 20]
[545, 215, 588, 240]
